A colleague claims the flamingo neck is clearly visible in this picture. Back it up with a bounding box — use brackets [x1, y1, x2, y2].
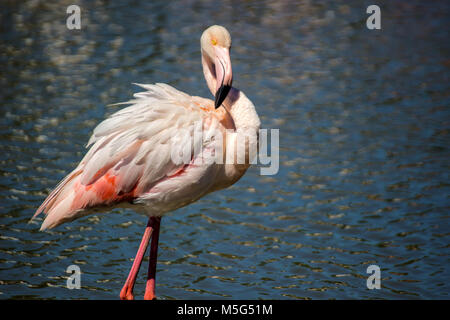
[201, 52, 260, 130]
[223, 87, 260, 131]
[201, 54, 216, 96]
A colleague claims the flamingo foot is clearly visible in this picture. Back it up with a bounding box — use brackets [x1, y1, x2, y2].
[143, 280, 156, 300]
[120, 286, 134, 300]
[144, 217, 161, 300]
[119, 218, 154, 300]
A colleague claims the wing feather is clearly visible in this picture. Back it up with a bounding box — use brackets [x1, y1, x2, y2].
[34, 83, 213, 229]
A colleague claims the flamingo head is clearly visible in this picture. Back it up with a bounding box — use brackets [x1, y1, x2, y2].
[201, 25, 233, 109]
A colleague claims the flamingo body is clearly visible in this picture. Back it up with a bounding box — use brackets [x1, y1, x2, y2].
[34, 25, 260, 299]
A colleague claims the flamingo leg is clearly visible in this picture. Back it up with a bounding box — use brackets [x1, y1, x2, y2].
[120, 217, 154, 300]
[144, 216, 161, 300]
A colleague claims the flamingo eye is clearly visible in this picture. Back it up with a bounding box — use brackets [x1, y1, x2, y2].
[211, 38, 217, 46]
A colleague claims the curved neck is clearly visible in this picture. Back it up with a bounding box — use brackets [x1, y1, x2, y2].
[222, 87, 261, 131]
[201, 53, 216, 96]
[202, 51, 260, 131]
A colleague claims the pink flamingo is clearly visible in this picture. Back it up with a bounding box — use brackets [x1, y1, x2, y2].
[33, 25, 260, 300]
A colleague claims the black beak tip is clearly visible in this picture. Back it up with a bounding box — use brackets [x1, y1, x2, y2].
[214, 85, 231, 109]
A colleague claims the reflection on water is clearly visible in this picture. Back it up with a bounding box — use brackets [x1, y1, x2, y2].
[0, 0, 449, 299]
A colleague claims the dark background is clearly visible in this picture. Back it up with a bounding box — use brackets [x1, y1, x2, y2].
[0, 0, 449, 299]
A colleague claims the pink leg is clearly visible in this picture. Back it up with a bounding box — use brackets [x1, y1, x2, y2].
[144, 217, 161, 300]
[120, 218, 154, 300]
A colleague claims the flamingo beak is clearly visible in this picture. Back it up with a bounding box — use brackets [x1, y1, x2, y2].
[214, 46, 233, 109]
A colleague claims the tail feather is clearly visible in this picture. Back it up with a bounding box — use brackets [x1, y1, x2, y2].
[39, 190, 77, 230]
[33, 167, 139, 230]
[32, 169, 82, 230]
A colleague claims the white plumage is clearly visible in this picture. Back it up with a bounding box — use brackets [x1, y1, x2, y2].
[34, 25, 260, 300]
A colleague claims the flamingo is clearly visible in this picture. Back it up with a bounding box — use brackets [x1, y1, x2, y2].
[33, 25, 261, 300]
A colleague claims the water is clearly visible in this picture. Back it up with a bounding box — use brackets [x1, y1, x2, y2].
[0, 0, 449, 299]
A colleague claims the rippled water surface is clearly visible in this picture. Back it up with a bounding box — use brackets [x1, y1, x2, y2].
[1, 0, 449, 299]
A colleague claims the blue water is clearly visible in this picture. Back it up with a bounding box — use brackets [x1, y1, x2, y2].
[0, 0, 449, 299]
